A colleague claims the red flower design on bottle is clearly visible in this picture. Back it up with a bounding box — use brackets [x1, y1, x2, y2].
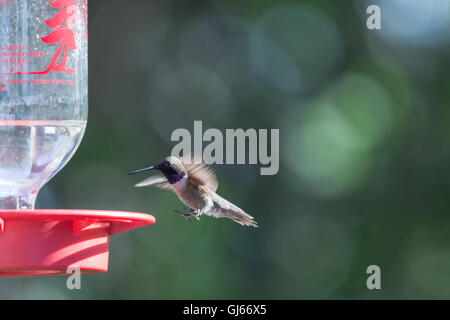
[6, 0, 79, 75]
[40, 0, 78, 74]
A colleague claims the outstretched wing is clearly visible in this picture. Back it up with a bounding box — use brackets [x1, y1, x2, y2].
[181, 153, 218, 192]
[134, 175, 171, 189]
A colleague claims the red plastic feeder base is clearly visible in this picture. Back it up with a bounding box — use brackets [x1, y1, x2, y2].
[0, 209, 155, 277]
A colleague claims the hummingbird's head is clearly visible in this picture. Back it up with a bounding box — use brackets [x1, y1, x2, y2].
[128, 156, 186, 184]
[156, 156, 186, 183]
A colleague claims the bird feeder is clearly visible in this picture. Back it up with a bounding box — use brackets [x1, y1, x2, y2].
[0, 0, 155, 277]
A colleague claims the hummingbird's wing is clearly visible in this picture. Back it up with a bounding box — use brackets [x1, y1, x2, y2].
[134, 175, 172, 189]
[181, 153, 219, 192]
[209, 193, 258, 227]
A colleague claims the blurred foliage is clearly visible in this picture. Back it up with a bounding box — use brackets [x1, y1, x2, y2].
[2, 0, 450, 299]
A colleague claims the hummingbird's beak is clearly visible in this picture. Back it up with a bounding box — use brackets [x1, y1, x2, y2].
[128, 165, 159, 175]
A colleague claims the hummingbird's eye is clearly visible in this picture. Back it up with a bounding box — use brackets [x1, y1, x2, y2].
[166, 160, 171, 166]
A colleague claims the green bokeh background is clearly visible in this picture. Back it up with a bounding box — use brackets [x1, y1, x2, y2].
[2, 0, 450, 299]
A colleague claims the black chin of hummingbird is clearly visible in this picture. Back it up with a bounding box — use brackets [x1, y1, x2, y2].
[128, 164, 160, 175]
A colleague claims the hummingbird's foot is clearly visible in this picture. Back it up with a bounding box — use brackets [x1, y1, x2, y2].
[174, 209, 193, 222]
[191, 211, 200, 221]
[186, 208, 201, 221]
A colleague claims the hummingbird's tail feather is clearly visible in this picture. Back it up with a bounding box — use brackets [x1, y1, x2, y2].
[224, 210, 258, 227]
[210, 193, 258, 228]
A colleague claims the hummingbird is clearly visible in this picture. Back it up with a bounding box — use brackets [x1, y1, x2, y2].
[128, 154, 258, 227]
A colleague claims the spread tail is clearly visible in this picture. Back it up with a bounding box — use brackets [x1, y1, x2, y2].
[225, 210, 258, 227]
[210, 193, 258, 228]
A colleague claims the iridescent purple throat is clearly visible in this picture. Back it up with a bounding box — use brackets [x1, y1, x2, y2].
[166, 173, 184, 184]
